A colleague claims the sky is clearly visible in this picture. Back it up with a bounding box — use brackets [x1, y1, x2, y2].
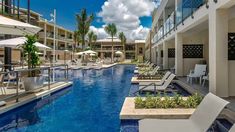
[20, 0, 160, 40]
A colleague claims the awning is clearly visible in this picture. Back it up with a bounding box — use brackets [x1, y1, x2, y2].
[0, 37, 51, 50]
[0, 15, 41, 35]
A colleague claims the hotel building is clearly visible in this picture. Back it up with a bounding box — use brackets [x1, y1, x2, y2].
[146, 0, 235, 97]
[0, 2, 75, 63]
[93, 37, 145, 61]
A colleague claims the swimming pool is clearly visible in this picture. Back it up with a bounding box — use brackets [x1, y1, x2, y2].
[0, 65, 135, 132]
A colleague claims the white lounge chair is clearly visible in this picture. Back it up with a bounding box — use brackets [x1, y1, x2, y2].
[139, 73, 176, 92]
[0, 74, 6, 94]
[139, 93, 229, 132]
[139, 66, 158, 75]
[143, 66, 160, 76]
[202, 73, 209, 87]
[229, 124, 235, 132]
[187, 64, 207, 84]
[6, 70, 17, 88]
[94, 62, 103, 70]
[139, 71, 171, 86]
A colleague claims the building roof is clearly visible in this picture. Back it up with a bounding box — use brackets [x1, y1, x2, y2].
[97, 37, 121, 43]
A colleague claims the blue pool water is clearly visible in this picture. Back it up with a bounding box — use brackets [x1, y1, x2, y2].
[0, 65, 135, 132]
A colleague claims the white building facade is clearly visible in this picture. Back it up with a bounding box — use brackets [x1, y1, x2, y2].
[147, 0, 235, 97]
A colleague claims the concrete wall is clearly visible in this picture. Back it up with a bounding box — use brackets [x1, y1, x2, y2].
[228, 18, 235, 96]
[182, 30, 209, 75]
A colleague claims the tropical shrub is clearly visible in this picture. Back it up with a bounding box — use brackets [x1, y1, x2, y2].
[22, 35, 40, 77]
[134, 93, 203, 109]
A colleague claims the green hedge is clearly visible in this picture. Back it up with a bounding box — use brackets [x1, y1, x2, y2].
[135, 93, 203, 109]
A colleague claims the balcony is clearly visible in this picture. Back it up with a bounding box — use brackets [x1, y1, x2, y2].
[152, 0, 207, 45]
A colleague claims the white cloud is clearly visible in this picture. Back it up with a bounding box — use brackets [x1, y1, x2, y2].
[91, 0, 157, 40]
[89, 26, 108, 39]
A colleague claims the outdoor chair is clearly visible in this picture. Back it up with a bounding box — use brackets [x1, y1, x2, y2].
[139, 71, 171, 86]
[229, 124, 235, 132]
[139, 73, 176, 92]
[0, 74, 6, 94]
[202, 73, 209, 87]
[187, 64, 207, 84]
[6, 70, 17, 88]
[142, 66, 160, 76]
[139, 93, 229, 132]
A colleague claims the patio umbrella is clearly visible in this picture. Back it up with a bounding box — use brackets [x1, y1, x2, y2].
[0, 37, 51, 50]
[84, 50, 97, 54]
[75, 52, 86, 55]
[90, 53, 96, 56]
[0, 15, 41, 35]
[115, 51, 123, 55]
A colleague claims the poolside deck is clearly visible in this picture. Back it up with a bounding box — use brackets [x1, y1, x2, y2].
[0, 81, 72, 115]
[175, 77, 235, 112]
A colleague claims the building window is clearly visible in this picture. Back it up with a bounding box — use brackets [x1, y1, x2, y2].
[228, 33, 235, 60]
[183, 44, 203, 58]
[161, 50, 163, 57]
[168, 48, 175, 58]
[139, 48, 143, 54]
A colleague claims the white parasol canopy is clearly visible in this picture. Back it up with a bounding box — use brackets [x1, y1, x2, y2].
[115, 51, 123, 54]
[0, 15, 41, 35]
[90, 53, 96, 56]
[75, 52, 86, 55]
[0, 37, 51, 50]
[84, 50, 97, 54]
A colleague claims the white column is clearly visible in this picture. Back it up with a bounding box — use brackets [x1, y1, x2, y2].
[44, 23, 47, 60]
[44, 23, 47, 45]
[157, 46, 161, 66]
[153, 47, 157, 64]
[209, 8, 229, 97]
[175, 33, 183, 76]
[163, 41, 168, 69]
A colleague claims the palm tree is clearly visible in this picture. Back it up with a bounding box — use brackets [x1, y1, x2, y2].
[105, 23, 117, 63]
[87, 31, 94, 47]
[118, 32, 126, 59]
[76, 9, 94, 50]
[92, 34, 97, 50]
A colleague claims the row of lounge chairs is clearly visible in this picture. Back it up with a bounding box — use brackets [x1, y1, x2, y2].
[138, 71, 175, 92]
[135, 61, 235, 132]
[139, 93, 234, 132]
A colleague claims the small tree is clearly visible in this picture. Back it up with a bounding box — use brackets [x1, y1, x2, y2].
[92, 34, 97, 50]
[87, 31, 94, 47]
[76, 9, 94, 50]
[22, 35, 40, 77]
[105, 23, 117, 63]
[118, 32, 126, 59]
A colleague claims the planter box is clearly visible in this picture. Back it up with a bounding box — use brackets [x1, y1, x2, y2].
[23, 76, 44, 92]
[120, 97, 195, 120]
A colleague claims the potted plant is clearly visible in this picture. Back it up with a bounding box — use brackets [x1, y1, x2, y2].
[21, 35, 44, 91]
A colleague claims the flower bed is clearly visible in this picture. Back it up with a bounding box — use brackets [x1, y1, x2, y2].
[135, 93, 202, 109]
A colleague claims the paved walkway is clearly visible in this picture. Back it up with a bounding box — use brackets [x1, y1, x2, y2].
[176, 77, 235, 116]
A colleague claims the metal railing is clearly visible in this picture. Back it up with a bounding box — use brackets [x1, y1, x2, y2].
[152, 0, 208, 45]
[0, 64, 69, 103]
